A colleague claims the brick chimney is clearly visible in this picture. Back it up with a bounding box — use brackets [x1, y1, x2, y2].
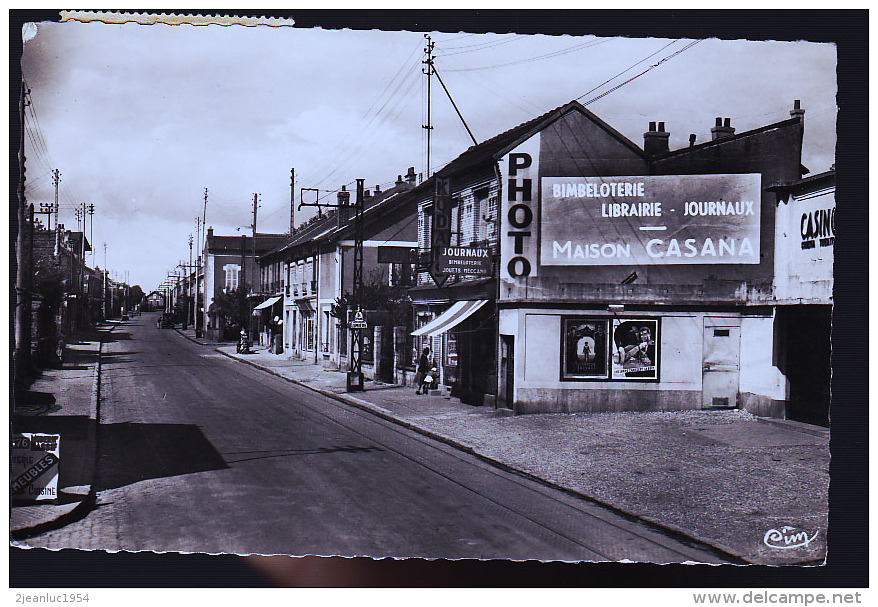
[711, 117, 735, 140]
[790, 99, 805, 121]
[395, 174, 404, 186]
[689, 133, 697, 147]
[374, 184, 382, 196]
[643, 121, 670, 156]
[336, 185, 351, 227]
[405, 166, 417, 184]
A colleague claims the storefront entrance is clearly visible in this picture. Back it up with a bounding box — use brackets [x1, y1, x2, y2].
[777, 306, 831, 427]
[702, 323, 741, 409]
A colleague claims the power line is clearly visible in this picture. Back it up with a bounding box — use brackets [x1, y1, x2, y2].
[438, 35, 525, 55]
[575, 39, 681, 103]
[582, 40, 703, 106]
[442, 38, 609, 72]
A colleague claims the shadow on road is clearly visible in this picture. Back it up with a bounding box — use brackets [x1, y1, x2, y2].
[96, 422, 229, 491]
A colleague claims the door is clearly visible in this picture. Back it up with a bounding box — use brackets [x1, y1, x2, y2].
[702, 324, 741, 409]
[498, 336, 514, 409]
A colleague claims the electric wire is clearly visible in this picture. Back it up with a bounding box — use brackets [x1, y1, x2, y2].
[442, 38, 608, 72]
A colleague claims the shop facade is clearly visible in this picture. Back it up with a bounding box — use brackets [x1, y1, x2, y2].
[490, 99, 825, 418]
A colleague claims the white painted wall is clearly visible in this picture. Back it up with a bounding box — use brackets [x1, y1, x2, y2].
[740, 315, 787, 400]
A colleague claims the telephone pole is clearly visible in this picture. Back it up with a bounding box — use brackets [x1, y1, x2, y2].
[422, 34, 435, 178]
[297, 179, 366, 392]
[52, 169, 61, 255]
[15, 78, 32, 380]
[290, 168, 296, 236]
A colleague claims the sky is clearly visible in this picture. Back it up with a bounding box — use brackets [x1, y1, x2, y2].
[20, 18, 837, 292]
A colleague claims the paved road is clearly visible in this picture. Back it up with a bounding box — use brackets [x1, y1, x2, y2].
[22, 313, 726, 563]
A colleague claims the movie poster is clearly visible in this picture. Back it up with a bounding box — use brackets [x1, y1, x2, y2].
[561, 318, 609, 380]
[611, 318, 660, 381]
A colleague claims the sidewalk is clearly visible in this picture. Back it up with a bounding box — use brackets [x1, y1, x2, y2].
[206, 334, 829, 566]
[11, 323, 113, 539]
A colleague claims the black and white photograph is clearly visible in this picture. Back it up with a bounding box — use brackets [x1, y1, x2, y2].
[10, 9, 864, 590]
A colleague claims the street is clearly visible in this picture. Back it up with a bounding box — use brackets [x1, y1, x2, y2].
[21, 313, 725, 563]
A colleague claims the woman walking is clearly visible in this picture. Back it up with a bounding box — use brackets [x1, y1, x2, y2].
[414, 346, 432, 395]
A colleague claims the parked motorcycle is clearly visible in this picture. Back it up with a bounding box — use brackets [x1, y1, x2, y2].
[237, 330, 251, 354]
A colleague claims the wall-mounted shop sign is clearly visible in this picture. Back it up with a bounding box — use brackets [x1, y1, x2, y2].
[542, 174, 761, 266]
[436, 246, 492, 276]
[430, 176, 453, 287]
[499, 135, 540, 280]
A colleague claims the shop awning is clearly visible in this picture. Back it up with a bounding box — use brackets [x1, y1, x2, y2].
[253, 295, 282, 311]
[411, 300, 488, 337]
[295, 299, 314, 313]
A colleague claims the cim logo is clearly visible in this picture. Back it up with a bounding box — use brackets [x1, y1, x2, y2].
[763, 526, 819, 550]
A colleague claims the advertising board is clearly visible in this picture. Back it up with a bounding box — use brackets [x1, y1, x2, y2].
[436, 246, 492, 276]
[11, 433, 61, 502]
[541, 174, 761, 266]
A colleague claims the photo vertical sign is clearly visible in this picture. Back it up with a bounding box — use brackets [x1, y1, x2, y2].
[430, 175, 452, 287]
[499, 133, 540, 282]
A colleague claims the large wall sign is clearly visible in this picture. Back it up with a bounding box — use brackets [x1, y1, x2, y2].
[541, 174, 761, 266]
[499, 135, 540, 280]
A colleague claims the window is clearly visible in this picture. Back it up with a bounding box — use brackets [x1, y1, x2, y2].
[223, 264, 241, 292]
[303, 314, 315, 351]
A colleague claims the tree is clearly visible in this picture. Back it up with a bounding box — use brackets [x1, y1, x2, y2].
[208, 283, 251, 332]
[125, 285, 144, 311]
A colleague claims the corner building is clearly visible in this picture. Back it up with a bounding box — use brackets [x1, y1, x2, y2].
[416, 100, 831, 423]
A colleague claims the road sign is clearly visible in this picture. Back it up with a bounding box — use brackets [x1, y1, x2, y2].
[350, 309, 368, 329]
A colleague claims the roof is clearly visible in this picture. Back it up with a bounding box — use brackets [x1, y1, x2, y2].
[207, 233, 289, 256]
[656, 116, 804, 160]
[766, 167, 835, 194]
[261, 180, 415, 260]
[432, 100, 644, 180]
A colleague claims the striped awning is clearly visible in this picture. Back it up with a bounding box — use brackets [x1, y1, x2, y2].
[411, 300, 488, 337]
[253, 295, 282, 311]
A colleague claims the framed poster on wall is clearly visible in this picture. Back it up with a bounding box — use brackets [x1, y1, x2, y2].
[611, 318, 660, 381]
[561, 317, 609, 380]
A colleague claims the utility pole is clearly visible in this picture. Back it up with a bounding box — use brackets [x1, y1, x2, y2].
[87, 204, 95, 265]
[297, 179, 366, 392]
[422, 34, 435, 178]
[15, 79, 32, 380]
[103, 243, 108, 319]
[52, 169, 61, 254]
[290, 168, 296, 236]
[195, 216, 202, 336]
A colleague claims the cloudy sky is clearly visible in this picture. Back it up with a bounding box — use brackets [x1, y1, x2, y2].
[20, 18, 837, 291]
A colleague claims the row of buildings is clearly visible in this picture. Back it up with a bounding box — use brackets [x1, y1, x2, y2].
[168, 99, 834, 426]
[20, 220, 135, 367]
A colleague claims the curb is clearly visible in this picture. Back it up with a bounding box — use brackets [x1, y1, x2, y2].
[11, 325, 112, 541]
[214, 347, 748, 564]
[756, 416, 830, 437]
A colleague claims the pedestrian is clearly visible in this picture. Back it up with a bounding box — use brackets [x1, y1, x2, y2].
[414, 346, 432, 395]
